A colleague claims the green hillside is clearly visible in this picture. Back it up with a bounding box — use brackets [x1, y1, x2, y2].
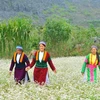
[0, 0, 100, 27]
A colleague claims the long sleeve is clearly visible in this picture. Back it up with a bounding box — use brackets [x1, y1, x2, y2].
[47, 53, 56, 71]
[26, 60, 30, 67]
[24, 54, 30, 67]
[9, 59, 15, 71]
[98, 58, 100, 70]
[81, 55, 89, 73]
[30, 58, 36, 68]
[81, 62, 87, 73]
[98, 66, 100, 70]
[48, 60, 56, 71]
[29, 51, 37, 68]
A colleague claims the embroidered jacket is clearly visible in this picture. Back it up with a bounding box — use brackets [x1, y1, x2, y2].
[30, 50, 56, 71]
[81, 53, 100, 73]
[10, 52, 30, 71]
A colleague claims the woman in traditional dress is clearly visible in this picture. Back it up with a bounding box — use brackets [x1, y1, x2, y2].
[81, 45, 100, 82]
[9, 46, 30, 84]
[26, 41, 56, 85]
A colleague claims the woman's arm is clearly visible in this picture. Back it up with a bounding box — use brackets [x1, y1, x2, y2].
[25, 51, 37, 71]
[25, 58, 36, 71]
[30, 58, 36, 68]
[81, 55, 89, 74]
[47, 53, 56, 73]
[9, 58, 15, 75]
[24, 54, 30, 67]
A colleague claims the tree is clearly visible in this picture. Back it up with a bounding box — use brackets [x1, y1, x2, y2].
[0, 17, 32, 58]
[43, 17, 71, 56]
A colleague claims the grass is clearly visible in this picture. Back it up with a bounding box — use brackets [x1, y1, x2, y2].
[0, 57, 100, 100]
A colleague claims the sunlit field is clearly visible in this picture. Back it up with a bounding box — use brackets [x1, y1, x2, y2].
[0, 57, 100, 100]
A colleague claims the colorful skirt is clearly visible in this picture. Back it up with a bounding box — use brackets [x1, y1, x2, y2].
[14, 68, 30, 84]
[86, 64, 97, 82]
[33, 67, 49, 85]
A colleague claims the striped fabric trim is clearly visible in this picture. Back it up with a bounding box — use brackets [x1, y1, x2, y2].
[20, 52, 25, 62]
[36, 50, 39, 61]
[14, 52, 17, 62]
[84, 58, 88, 63]
[43, 51, 47, 61]
[87, 68, 90, 81]
[13, 52, 25, 63]
[94, 68, 97, 81]
[36, 50, 47, 61]
[98, 62, 100, 66]
[89, 53, 98, 65]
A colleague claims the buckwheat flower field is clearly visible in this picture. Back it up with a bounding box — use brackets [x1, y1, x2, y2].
[0, 57, 100, 100]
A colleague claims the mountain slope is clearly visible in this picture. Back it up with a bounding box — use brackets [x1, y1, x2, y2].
[0, 0, 100, 26]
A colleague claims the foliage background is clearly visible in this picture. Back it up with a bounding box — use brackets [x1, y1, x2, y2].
[0, 0, 100, 58]
[0, 16, 100, 58]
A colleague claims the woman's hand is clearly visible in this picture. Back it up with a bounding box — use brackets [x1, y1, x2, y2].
[25, 66, 30, 71]
[53, 69, 57, 73]
[81, 72, 84, 75]
[9, 71, 12, 75]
